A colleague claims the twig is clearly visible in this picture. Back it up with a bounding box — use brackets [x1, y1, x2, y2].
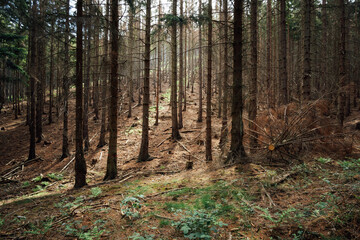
[156, 136, 171, 147]
[260, 183, 276, 207]
[60, 156, 75, 173]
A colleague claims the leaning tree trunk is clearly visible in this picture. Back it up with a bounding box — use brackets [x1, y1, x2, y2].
[138, 0, 151, 162]
[104, 0, 119, 180]
[226, 0, 246, 164]
[74, 0, 87, 189]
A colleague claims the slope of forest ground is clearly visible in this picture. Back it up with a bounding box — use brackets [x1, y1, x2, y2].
[0, 87, 360, 239]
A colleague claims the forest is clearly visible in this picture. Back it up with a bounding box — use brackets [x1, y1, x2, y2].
[0, 0, 360, 239]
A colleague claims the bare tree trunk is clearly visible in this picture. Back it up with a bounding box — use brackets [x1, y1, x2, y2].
[83, 1, 91, 152]
[61, 0, 70, 159]
[36, 0, 45, 143]
[98, 0, 109, 148]
[197, 0, 203, 123]
[178, 0, 184, 129]
[28, 0, 37, 160]
[219, 0, 229, 148]
[93, 10, 100, 120]
[337, 0, 346, 126]
[127, 8, 134, 118]
[279, 0, 288, 105]
[205, 0, 213, 162]
[138, 0, 151, 162]
[171, 0, 181, 140]
[302, 0, 311, 101]
[226, 0, 246, 164]
[249, 0, 258, 153]
[104, 0, 119, 180]
[49, 19, 54, 124]
[155, 2, 161, 126]
[321, 0, 328, 95]
[74, 0, 87, 188]
[267, 0, 274, 108]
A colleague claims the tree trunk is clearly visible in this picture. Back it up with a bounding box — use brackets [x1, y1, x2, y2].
[98, 0, 109, 148]
[104, 0, 119, 180]
[36, 0, 45, 143]
[226, 0, 246, 164]
[74, 0, 87, 188]
[205, 0, 213, 162]
[249, 0, 258, 153]
[127, 8, 134, 118]
[267, 0, 274, 108]
[178, 0, 184, 129]
[171, 0, 181, 140]
[138, 0, 151, 162]
[337, 0, 346, 126]
[302, 0, 311, 101]
[197, 0, 203, 123]
[155, 2, 161, 126]
[28, 0, 37, 160]
[83, 1, 91, 152]
[219, 0, 229, 148]
[61, 0, 70, 159]
[279, 0, 288, 105]
[49, 19, 54, 124]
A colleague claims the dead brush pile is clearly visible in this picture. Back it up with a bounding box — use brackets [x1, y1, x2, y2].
[245, 99, 355, 163]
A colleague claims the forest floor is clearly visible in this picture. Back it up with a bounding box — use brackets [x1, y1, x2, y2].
[0, 85, 360, 239]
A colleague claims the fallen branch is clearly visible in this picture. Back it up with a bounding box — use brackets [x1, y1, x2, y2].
[60, 156, 75, 173]
[156, 136, 171, 147]
[260, 183, 276, 207]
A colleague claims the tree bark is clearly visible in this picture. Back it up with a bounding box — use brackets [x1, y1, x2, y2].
[28, 0, 37, 160]
[267, 0, 274, 108]
[337, 0, 346, 126]
[249, 0, 258, 153]
[178, 0, 184, 129]
[219, 0, 229, 148]
[155, 2, 161, 126]
[171, 0, 181, 140]
[74, 0, 87, 188]
[226, 0, 246, 164]
[197, 0, 203, 123]
[61, 0, 70, 159]
[205, 0, 212, 162]
[138, 0, 151, 162]
[104, 0, 119, 180]
[127, 8, 134, 118]
[98, 0, 109, 148]
[302, 0, 311, 101]
[279, 0, 288, 105]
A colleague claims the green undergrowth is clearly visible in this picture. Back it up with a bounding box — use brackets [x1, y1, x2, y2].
[1, 158, 359, 239]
